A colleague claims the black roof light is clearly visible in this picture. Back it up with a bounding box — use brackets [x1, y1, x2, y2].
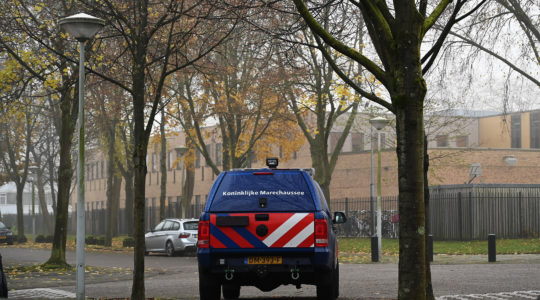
[266, 157, 278, 169]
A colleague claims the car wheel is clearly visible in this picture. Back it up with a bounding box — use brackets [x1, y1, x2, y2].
[166, 241, 175, 257]
[316, 267, 337, 300]
[222, 284, 240, 299]
[199, 271, 220, 300]
[334, 262, 340, 298]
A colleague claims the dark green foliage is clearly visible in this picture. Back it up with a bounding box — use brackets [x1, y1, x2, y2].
[85, 236, 106, 245]
[123, 237, 135, 247]
[35, 235, 54, 243]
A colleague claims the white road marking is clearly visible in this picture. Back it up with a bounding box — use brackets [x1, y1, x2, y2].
[437, 291, 540, 300]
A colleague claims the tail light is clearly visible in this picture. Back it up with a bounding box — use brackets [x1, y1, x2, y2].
[178, 232, 190, 239]
[314, 219, 328, 247]
[197, 220, 210, 248]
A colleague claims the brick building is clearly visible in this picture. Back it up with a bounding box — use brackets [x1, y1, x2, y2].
[77, 109, 540, 225]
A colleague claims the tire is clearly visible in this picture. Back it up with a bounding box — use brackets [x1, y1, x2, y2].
[166, 241, 175, 257]
[317, 266, 337, 300]
[334, 262, 340, 298]
[199, 271, 221, 300]
[222, 284, 240, 299]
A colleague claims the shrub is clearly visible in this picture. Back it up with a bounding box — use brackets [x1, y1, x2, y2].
[123, 237, 135, 248]
[35, 235, 45, 243]
[85, 236, 97, 245]
[96, 236, 105, 246]
[35, 235, 54, 243]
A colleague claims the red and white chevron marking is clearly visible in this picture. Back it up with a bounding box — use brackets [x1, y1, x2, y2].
[262, 213, 314, 248]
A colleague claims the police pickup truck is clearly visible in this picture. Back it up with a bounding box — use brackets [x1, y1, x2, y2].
[197, 158, 346, 300]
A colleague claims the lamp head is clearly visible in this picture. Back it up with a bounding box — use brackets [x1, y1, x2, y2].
[369, 116, 389, 131]
[59, 13, 105, 42]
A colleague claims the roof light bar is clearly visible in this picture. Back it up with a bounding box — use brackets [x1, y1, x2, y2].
[266, 157, 279, 169]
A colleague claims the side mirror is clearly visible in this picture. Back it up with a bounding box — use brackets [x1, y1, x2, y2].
[333, 211, 347, 224]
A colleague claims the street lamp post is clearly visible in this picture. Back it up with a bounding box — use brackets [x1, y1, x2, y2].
[369, 116, 389, 262]
[59, 13, 104, 300]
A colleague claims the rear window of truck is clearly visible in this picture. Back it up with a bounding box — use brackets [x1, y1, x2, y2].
[209, 170, 315, 212]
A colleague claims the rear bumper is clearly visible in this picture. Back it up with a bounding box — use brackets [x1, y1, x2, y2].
[197, 247, 333, 284]
[175, 238, 197, 251]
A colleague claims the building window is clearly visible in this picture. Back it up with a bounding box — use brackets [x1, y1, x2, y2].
[531, 112, 540, 149]
[456, 136, 468, 147]
[152, 153, 157, 172]
[101, 161, 104, 178]
[436, 135, 448, 147]
[176, 151, 182, 170]
[168, 151, 173, 170]
[293, 151, 297, 160]
[201, 167, 205, 181]
[0, 194, 6, 205]
[195, 149, 200, 168]
[352, 133, 364, 152]
[216, 143, 222, 166]
[511, 114, 522, 148]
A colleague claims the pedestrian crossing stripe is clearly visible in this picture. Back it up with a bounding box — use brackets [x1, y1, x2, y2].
[437, 290, 540, 300]
[9, 288, 76, 299]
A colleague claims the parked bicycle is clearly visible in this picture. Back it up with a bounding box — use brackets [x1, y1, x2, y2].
[336, 209, 399, 239]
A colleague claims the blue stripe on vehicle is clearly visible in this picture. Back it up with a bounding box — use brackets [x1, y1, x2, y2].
[233, 227, 267, 248]
[210, 222, 239, 248]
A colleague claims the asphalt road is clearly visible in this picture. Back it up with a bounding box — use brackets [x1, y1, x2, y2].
[1, 246, 540, 299]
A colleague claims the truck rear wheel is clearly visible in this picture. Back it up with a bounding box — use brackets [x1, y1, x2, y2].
[222, 284, 240, 299]
[316, 266, 338, 300]
[199, 271, 221, 300]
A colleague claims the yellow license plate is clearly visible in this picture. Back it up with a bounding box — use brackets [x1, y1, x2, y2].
[247, 256, 282, 264]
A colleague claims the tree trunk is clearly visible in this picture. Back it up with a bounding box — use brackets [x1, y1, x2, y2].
[111, 171, 122, 237]
[395, 102, 426, 299]
[105, 127, 117, 247]
[310, 139, 331, 202]
[182, 142, 195, 219]
[131, 42, 148, 299]
[159, 107, 167, 220]
[124, 172, 134, 236]
[15, 183, 25, 242]
[37, 170, 53, 235]
[45, 91, 75, 268]
[424, 135, 434, 300]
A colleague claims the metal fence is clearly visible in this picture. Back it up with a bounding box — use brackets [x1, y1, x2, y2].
[429, 185, 540, 240]
[333, 184, 540, 240]
[5, 185, 540, 240]
[79, 201, 204, 236]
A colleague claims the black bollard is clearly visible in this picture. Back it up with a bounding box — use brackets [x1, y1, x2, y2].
[428, 234, 434, 262]
[371, 236, 379, 262]
[488, 234, 496, 262]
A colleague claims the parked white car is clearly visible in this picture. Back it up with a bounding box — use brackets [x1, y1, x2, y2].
[145, 218, 198, 256]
